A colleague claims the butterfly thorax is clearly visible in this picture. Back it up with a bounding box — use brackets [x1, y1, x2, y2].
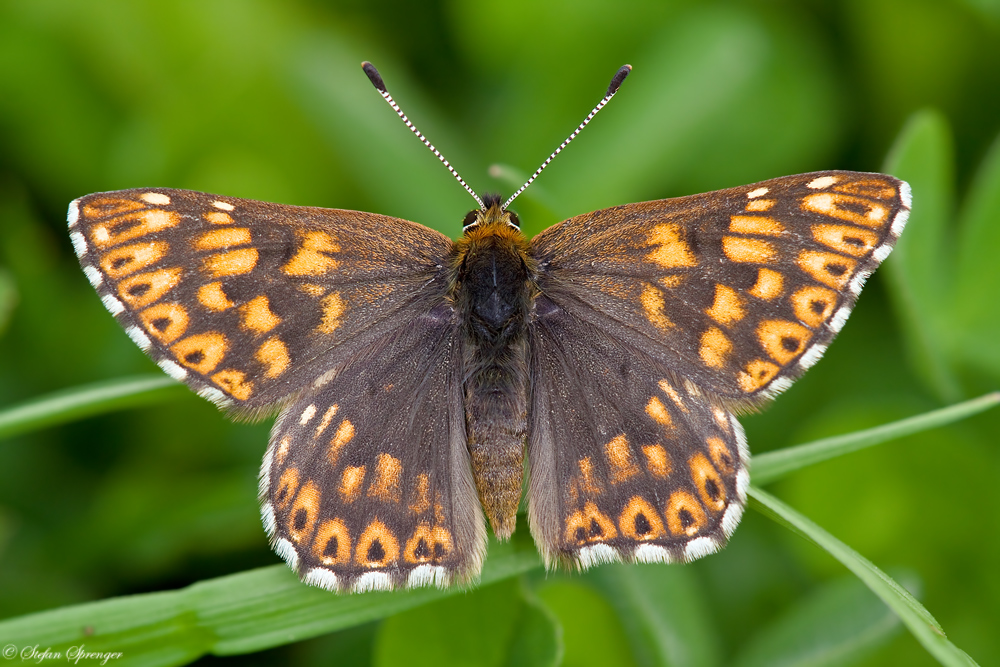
[451, 207, 536, 539]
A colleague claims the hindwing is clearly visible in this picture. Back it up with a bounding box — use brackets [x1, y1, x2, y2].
[527, 295, 748, 567]
[261, 304, 486, 592]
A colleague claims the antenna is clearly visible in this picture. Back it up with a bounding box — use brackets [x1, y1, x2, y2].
[362, 62, 485, 210]
[503, 64, 631, 211]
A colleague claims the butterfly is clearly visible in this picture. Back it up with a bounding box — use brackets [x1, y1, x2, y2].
[67, 63, 910, 593]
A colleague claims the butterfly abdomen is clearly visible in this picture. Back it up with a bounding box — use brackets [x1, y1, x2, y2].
[452, 218, 535, 539]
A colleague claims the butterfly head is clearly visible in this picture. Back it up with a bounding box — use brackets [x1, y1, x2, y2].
[462, 193, 520, 233]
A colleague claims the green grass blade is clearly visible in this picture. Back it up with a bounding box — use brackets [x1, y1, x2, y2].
[0, 375, 184, 441]
[750, 393, 1000, 485]
[732, 573, 910, 667]
[749, 486, 978, 667]
[0, 535, 541, 665]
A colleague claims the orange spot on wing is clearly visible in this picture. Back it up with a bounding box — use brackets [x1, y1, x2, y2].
[728, 215, 784, 235]
[645, 396, 674, 428]
[605, 435, 639, 484]
[313, 518, 351, 566]
[369, 453, 402, 502]
[705, 284, 746, 325]
[275, 435, 291, 465]
[197, 282, 234, 311]
[256, 336, 290, 378]
[757, 319, 812, 364]
[833, 179, 897, 199]
[299, 283, 326, 297]
[314, 404, 339, 438]
[748, 268, 784, 300]
[576, 457, 603, 496]
[811, 224, 879, 257]
[722, 237, 776, 264]
[619, 496, 667, 540]
[657, 379, 687, 411]
[707, 436, 736, 474]
[274, 467, 299, 510]
[801, 193, 889, 228]
[82, 197, 144, 219]
[791, 285, 838, 328]
[240, 295, 281, 334]
[640, 284, 673, 330]
[699, 326, 732, 369]
[89, 209, 180, 248]
[642, 445, 672, 478]
[404, 523, 454, 564]
[744, 198, 776, 212]
[355, 520, 400, 568]
[117, 267, 182, 308]
[409, 473, 431, 514]
[737, 359, 781, 393]
[282, 231, 341, 276]
[689, 453, 726, 511]
[645, 223, 697, 268]
[139, 302, 189, 344]
[171, 331, 228, 373]
[564, 501, 618, 546]
[194, 227, 251, 250]
[797, 250, 857, 289]
[665, 490, 707, 536]
[203, 248, 258, 278]
[211, 368, 254, 400]
[100, 241, 168, 279]
[287, 480, 321, 543]
[339, 466, 366, 503]
[327, 419, 355, 467]
[317, 292, 346, 334]
[203, 210, 234, 225]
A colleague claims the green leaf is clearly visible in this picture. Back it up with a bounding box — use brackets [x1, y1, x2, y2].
[0, 267, 16, 337]
[732, 573, 910, 667]
[0, 375, 184, 441]
[881, 109, 962, 401]
[373, 577, 562, 667]
[585, 564, 721, 667]
[750, 393, 1000, 485]
[505, 583, 564, 667]
[749, 486, 978, 667]
[0, 535, 540, 665]
[952, 132, 1000, 376]
[534, 579, 639, 667]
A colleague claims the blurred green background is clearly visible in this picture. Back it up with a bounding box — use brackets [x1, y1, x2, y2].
[1, 1, 999, 665]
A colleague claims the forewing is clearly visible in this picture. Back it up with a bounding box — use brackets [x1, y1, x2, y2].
[68, 188, 452, 412]
[527, 295, 749, 568]
[530, 171, 911, 404]
[261, 304, 486, 592]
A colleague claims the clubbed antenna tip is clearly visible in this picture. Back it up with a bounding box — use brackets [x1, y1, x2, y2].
[502, 64, 633, 210]
[361, 61, 386, 93]
[608, 64, 632, 96]
[361, 61, 484, 210]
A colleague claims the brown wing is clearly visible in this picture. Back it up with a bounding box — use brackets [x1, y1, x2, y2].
[527, 294, 748, 568]
[261, 304, 486, 592]
[529, 171, 910, 404]
[68, 188, 452, 413]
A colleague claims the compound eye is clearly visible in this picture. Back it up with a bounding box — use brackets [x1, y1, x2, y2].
[507, 211, 521, 227]
[462, 210, 479, 228]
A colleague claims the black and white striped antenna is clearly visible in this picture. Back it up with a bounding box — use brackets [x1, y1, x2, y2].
[362, 62, 484, 210]
[503, 64, 631, 210]
[362, 62, 631, 212]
